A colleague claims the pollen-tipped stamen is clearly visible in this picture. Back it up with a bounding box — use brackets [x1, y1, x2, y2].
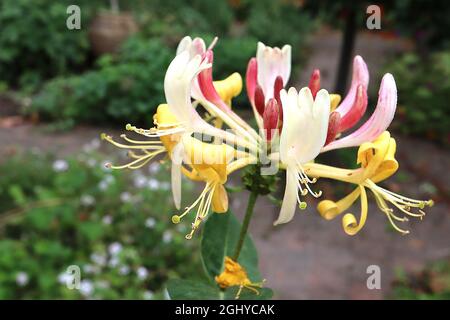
[296, 163, 322, 198]
[126, 123, 184, 138]
[171, 182, 217, 240]
[367, 181, 430, 219]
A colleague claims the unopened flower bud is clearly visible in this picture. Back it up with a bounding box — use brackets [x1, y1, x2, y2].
[263, 98, 280, 142]
[325, 111, 341, 146]
[254, 85, 265, 116]
[339, 84, 368, 132]
[308, 69, 321, 99]
[273, 76, 284, 123]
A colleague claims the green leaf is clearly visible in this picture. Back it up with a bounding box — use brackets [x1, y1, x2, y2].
[201, 210, 261, 283]
[224, 287, 274, 300]
[166, 279, 220, 300]
[167, 279, 273, 300]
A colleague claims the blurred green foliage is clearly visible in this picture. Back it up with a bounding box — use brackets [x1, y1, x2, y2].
[388, 0, 450, 51]
[392, 259, 450, 299]
[0, 149, 200, 299]
[0, 0, 102, 89]
[0, 0, 315, 127]
[28, 37, 172, 128]
[244, 0, 315, 52]
[385, 51, 450, 145]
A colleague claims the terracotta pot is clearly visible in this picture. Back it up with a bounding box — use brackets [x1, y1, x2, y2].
[89, 12, 138, 55]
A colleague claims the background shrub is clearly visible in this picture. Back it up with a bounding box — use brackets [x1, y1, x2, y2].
[385, 51, 450, 145]
[0, 0, 103, 90]
[28, 37, 172, 128]
[0, 149, 200, 299]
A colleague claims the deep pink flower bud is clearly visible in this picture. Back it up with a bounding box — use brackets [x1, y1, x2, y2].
[198, 50, 230, 112]
[325, 111, 341, 146]
[273, 76, 284, 123]
[246, 58, 258, 105]
[254, 85, 265, 116]
[338, 84, 368, 132]
[263, 98, 280, 142]
[308, 69, 321, 99]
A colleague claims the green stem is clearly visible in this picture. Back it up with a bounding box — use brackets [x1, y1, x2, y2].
[232, 190, 258, 261]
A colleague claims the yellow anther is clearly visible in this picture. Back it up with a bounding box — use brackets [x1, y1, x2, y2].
[171, 215, 181, 224]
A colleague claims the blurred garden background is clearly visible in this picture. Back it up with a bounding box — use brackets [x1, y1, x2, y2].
[0, 0, 449, 299]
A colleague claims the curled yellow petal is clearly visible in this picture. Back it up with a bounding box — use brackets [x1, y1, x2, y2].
[211, 184, 228, 213]
[357, 131, 391, 180]
[317, 187, 361, 220]
[182, 136, 235, 183]
[372, 137, 398, 182]
[342, 185, 368, 235]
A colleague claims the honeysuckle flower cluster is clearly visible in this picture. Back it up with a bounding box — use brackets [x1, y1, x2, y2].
[103, 36, 433, 296]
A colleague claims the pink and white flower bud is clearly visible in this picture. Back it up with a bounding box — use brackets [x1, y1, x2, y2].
[246, 57, 258, 105]
[197, 50, 230, 112]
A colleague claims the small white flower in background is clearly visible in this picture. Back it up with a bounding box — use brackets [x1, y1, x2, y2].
[162, 231, 173, 244]
[80, 194, 95, 206]
[136, 266, 148, 280]
[87, 158, 97, 168]
[145, 217, 156, 229]
[52, 159, 69, 172]
[160, 181, 171, 191]
[108, 257, 119, 268]
[147, 178, 160, 190]
[98, 174, 115, 191]
[149, 162, 160, 174]
[83, 264, 99, 274]
[95, 280, 110, 289]
[79, 280, 94, 297]
[143, 290, 154, 300]
[98, 180, 109, 191]
[102, 215, 113, 225]
[83, 138, 101, 153]
[119, 265, 130, 275]
[176, 224, 187, 233]
[108, 242, 123, 256]
[16, 272, 29, 286]
[104, 174, 115, 184]
[120, 192, 132, 203]
[90, 253, 107, 266]
[134, 175, 148, 188]
[58, 272, 74, 285]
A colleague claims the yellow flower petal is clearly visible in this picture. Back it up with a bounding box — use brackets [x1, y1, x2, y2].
[330, 94, 341, 111]
[342, 185, 368, 235]
[317, 187, 361, 220]
[211, 184, 228, 213]
[213, 72, 243, 106]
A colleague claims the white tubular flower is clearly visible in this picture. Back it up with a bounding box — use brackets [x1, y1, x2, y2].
[256, 42, 292, 103]
[275, 87, 330, 225]
[176, 36, 211, 101]
[246, 42, 291, 128]
[164, 50, 211, 130]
